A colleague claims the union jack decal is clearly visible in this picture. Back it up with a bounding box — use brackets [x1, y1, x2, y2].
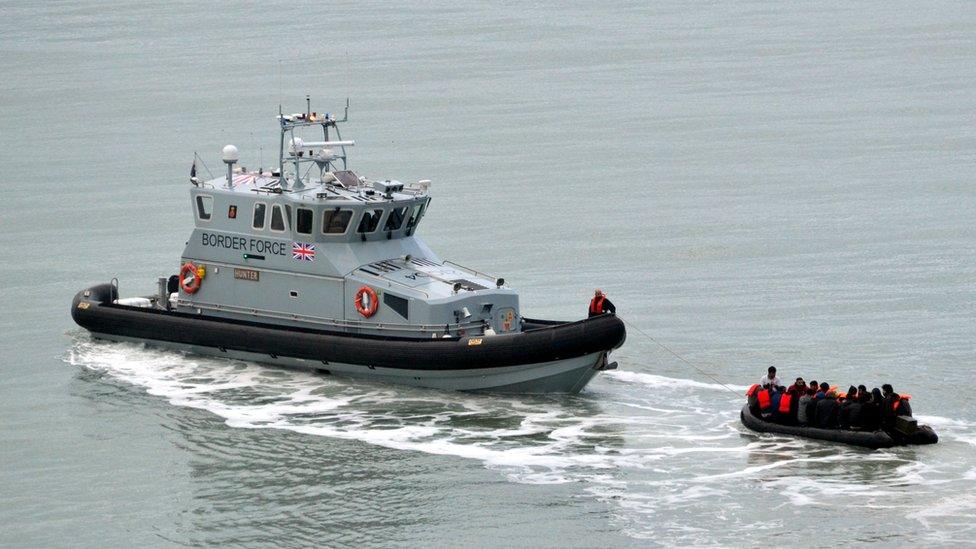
[292, 242, 316, 262]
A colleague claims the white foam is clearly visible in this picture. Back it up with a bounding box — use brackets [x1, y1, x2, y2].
[916, 414, 976, 429]
[606, 370, 749, 393]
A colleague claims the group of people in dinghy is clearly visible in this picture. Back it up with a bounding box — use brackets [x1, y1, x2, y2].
[746, 366, 914, 431]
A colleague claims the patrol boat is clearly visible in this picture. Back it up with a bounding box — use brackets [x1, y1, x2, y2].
[71, 101, 626, 393]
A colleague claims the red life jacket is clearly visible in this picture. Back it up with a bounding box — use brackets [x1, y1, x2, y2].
[778, 393, 793, 414]
[589, 296, 606, 315]
[757, 389, 772, 411]
[746, 384, 760, 398]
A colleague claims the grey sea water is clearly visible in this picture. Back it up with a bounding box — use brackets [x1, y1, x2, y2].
[2, 1, 975, 546]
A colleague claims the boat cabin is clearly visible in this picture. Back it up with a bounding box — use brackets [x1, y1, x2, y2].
[175, 104, 519, 338]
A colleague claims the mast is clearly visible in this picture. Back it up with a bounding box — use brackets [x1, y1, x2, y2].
[276, 98, 355, 189]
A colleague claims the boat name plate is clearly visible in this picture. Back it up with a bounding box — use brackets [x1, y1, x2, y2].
[234, 268, 261, 282]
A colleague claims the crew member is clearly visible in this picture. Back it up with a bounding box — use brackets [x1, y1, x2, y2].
[588, 289, 616, 317]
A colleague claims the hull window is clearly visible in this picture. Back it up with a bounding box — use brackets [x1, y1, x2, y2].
[383, 292, 409, 319]
[195, 195, 213, 221]
[252, 202, 267, 229]
[296, 208, 313, 235]
[322, 209, 353, 234]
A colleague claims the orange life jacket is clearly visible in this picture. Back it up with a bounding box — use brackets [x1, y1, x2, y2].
[589, 296, 606, 315]
[746, 384, 760, 398]
[892, 394, 911, 412]
[778, 393, 793, 414]
[757, 389, 772, 411]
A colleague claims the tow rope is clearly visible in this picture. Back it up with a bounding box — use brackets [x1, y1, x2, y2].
[619, 316, 742, 396]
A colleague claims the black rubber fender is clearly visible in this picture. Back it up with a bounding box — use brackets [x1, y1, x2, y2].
[70, 284, 627, 372]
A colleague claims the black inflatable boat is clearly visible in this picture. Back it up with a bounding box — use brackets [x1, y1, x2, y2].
[740, 405, 938, 449]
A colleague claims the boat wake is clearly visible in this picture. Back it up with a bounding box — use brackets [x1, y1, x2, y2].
[65, 335, 976, 544]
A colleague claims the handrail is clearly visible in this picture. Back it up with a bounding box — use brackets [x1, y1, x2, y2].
[355, 269, 430, 298]
[443, 260, 496, 281]
[179, 299, 485, 335]
[185, 258, 345, 283]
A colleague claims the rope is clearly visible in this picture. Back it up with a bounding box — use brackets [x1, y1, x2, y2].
[194, 152, 216, 180]
[619, 316, 741, 396]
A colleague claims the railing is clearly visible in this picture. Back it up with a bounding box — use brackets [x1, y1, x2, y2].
[443, 260, 497, 281]
[179, 299, 485, 336]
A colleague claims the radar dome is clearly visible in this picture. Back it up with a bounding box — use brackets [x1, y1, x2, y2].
[221, 144, 239, 163]
[288, 137, 304, 154]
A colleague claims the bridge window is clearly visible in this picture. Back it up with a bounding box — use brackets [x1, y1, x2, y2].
[384, 207, 407, 231]
[322, 208, 353, 234]
[270, 204, 287, 232]
[406, 200, 427, 231]
[296, 208, 313, 235]
[357, 209, 383, 233]
[252, 202, 267, 229]
[195, 195, 213, 221]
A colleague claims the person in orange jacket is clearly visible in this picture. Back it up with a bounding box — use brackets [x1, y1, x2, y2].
[588, 289, 616, 317]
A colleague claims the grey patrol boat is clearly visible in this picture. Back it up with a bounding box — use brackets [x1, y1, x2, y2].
[71, 101, 626, 393]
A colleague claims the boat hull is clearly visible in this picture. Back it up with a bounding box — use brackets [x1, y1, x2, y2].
[72, 283, 625, 393]
[740, 405, 938, 449]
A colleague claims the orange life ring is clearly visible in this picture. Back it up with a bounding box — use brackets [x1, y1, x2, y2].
[354, 286, 378, 318]
[180, 262, 201, 294]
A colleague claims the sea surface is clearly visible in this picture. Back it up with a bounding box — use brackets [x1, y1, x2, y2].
[2, 1, 975, 547]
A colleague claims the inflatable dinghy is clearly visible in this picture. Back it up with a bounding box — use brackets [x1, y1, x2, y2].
[740, 405, 938, 449]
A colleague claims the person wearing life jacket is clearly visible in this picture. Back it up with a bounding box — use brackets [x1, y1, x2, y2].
[881, 384, 913, 428]
[588, 289, 616, 317]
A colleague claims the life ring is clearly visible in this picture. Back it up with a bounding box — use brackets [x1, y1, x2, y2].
[180, 262, 201, 294]
[354, 286, 378, 318]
